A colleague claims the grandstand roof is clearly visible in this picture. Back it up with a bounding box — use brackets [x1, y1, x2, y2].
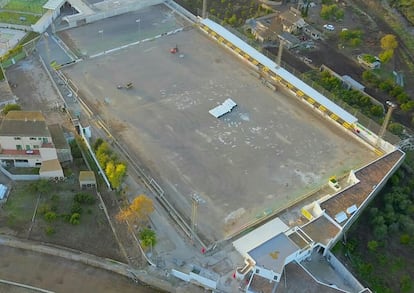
[200, 18, 358, 125]
[43, 0, 65, 10]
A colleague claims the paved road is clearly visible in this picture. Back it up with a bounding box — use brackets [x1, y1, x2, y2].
[0, 246, 157, 293]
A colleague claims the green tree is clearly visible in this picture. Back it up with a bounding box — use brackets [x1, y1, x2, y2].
[401, 101, 414, 112]
[388, 122, 404, 136]
[3, 104, 21, 115]
[139, 228, 157, 248]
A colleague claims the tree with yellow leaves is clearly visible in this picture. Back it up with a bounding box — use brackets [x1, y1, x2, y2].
[116, 194, 154, 226]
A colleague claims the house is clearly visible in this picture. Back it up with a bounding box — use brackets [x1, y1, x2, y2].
[303, 25, 321, 40]
[247, 13, 280, 42]
[279, 9, 306, 34]
[79, 171, 96, 189]
[278, 31, 300, 49]
[0, 111, 64, 180]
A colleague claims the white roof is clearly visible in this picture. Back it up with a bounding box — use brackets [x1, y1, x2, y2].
[200, 18, 358, 125]
[209, 98, 237, 118]
[43, 0, 65, 10]
[232, 217, 289, 258]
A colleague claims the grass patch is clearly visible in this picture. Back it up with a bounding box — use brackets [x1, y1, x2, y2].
[3, 183, 37, 227]
[3, 0, 47, 14]
[0, 11, 40, 25]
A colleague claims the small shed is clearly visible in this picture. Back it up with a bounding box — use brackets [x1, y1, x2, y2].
[79, 171, 96, 189]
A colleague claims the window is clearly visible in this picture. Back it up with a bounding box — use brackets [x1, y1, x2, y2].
[35, 162, 41, 166]
[14, 137, 21, 140]
[30, 137, 36, 140]
[15, 159, 28, 163]
[26, 145, 30, 150]
[16, 145, 22, 150]
[42, 138, 48, 143]
[38, 138, 42, 141]
[33, 145, 39, 149]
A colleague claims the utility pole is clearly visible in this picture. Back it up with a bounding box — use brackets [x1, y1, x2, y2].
[191, 194, 205, 240]
[202, 0, 207, 18]
[376, 100, 397, 147]
[276, 40, 284, 68]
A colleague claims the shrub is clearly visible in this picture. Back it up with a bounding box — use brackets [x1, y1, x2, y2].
[400, 234, 410, 245]
[3, 104, 21, 115]
[69, 213, 80, 225]
[71, 202, 82, 214]
[74, 192, 96, 205]
[38, 203, 51, 215]
[388, 122, 404, 136]
[45, 226, 55, 236]
[44, 211, 57, 223]
[367, 240, 379, 251]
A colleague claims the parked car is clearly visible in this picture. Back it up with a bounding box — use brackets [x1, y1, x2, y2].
[323, 24, 335, 31]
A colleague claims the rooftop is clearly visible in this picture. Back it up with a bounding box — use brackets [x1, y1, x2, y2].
[0, 111, 50, 137]
[248, 233, 299, 275]
[300, 214, 340, 246]
[79, 171, 96, 182]
[276, 262, 343, 293]
[48, 124, 70, 149]
[39, 158, 62, 173]
[320, 150, 404, 226]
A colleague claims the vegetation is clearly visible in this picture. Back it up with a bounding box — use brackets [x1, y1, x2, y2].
[139, 228, 157, 249]
[116, 194, 154, 227]
[176, 0, 262, 26]
[2, 103, 21, 115]
[304, 70, 384, 120]
[388, 0, 414, 26]
[93, 138, 127, 189]
[320, 4, 344, 21]
[333, 150, 414, 293]
[379, 34, 398, 63]
[339, 29, 362, 47]
[0, 11, 40, 25]
[362, 70, 414, 113]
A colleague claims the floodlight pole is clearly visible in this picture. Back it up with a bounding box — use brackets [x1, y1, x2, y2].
[191, 194, 205, 239]
[202, 0, 207, 18]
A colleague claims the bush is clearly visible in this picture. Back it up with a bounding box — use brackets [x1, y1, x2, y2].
[74, 192, 96, 205]
[45, 226, 55, 236]
[69, 213, 80, 225]
[38, 203, 51, 215]
[71, 202, 82, 214]
[44, 211, 57, 223]
[367, 240, 379, 251]
[388, 122, 404, 136]
[2, 104, 21, 115]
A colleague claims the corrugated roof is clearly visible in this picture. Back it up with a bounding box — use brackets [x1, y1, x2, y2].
[200, 18, 358, 124]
